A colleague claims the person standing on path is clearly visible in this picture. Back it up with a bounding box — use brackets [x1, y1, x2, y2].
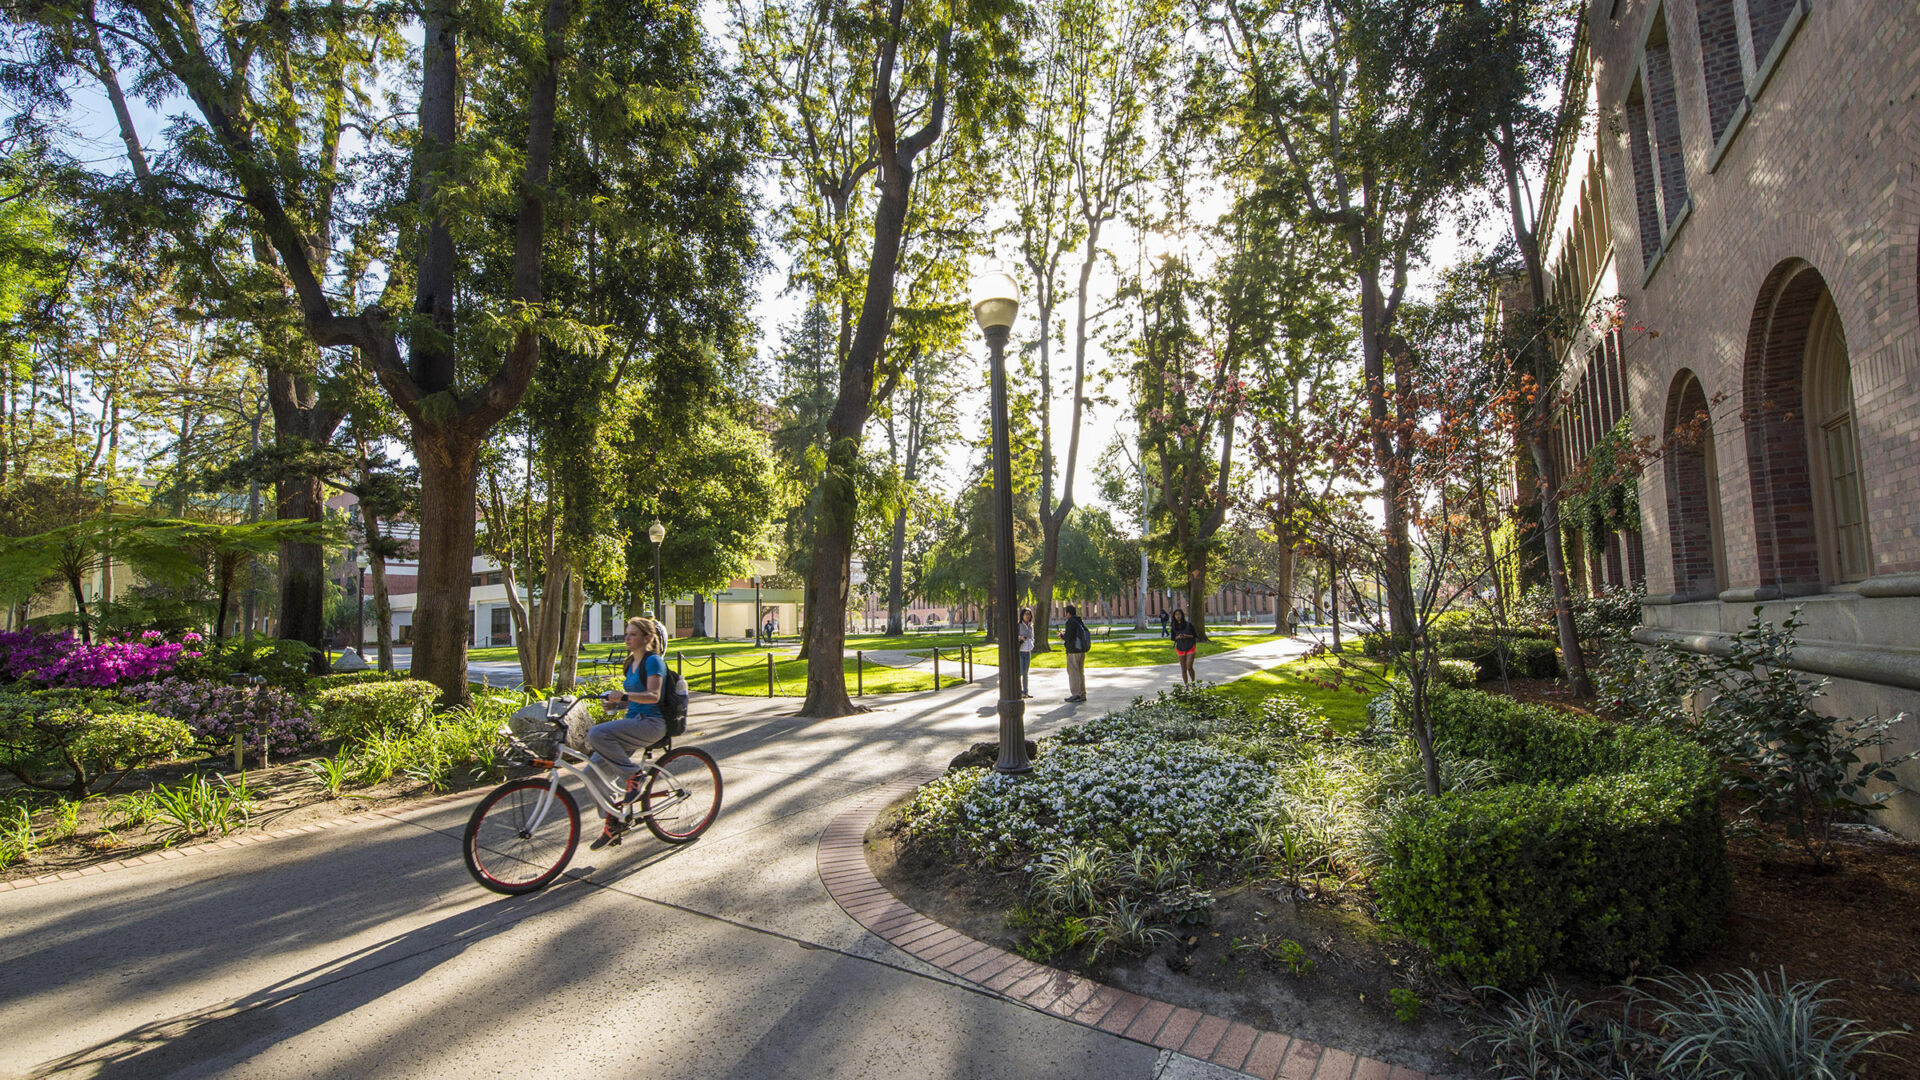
[589, 617, 667, 849]
[1060, 604, 1090, 702]
[1017, 607, 1036, 698]
[1170, 609, 1197, 685]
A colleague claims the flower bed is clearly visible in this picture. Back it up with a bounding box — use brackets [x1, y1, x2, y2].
[905, 739, 1266, 864]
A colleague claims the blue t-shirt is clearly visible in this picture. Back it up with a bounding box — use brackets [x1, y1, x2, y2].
[625, 654, 667, 720]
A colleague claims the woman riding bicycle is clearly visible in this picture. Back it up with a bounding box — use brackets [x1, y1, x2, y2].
[588, 616, 668, 848]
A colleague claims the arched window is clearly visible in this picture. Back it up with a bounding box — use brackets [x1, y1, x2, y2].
[1743, 262, 1870, 590]
[1804, 292, 1870, 581]
[1664, 371, 1723, 598]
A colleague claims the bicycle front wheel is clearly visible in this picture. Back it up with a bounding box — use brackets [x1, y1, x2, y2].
[642, 747, 723, 843]
[464, 778, 581, 894]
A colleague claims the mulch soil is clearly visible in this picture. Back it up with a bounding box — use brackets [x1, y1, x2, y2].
[868, 805, 1485, 1077]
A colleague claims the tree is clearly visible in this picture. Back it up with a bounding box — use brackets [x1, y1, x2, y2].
[1009, 0, 1171, 653]
[5, 0, 608, 702]
[876, 341, 963, 636]
[1468, 0, 1591, 696]
[733, 0, 1023, 717]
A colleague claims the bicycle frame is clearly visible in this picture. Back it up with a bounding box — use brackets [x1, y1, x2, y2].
[519, 739, 691, 835]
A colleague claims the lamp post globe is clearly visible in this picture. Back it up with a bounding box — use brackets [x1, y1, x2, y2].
[649, 519, 666, 634]
[971, 268, 1029, 774]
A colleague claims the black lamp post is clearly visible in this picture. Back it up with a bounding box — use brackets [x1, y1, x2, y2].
[973, 269, 1028, 774]
[649, 518, 666, 631]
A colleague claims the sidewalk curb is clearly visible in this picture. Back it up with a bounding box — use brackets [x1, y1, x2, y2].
[818, 773, 1443, 1080]
[0, 788, 480, 893]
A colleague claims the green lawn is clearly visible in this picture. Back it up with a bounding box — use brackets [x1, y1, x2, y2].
[1214, 652, 1380, 733]
[464, 628, 1287, 697]
[1029, 632, 1284, 670]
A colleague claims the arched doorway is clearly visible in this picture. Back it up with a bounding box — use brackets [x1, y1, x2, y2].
[1664, 370, 1723, 598]
[1742, 262, 1871, 590]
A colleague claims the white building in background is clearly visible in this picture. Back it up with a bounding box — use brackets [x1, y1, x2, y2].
[359, 539, 799, 648]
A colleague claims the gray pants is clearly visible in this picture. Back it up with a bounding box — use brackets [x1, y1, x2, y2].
[1066, 651, 1087, 698]
[587, 714, 667, 775]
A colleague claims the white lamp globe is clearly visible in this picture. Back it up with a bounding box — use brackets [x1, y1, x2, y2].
[970, 270, 1021, 332]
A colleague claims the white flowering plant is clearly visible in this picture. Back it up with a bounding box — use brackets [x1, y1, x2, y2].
[904, 737, 1266, 865]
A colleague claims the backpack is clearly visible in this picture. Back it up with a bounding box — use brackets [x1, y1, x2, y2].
[1069, 621, 1092, 653]
[658, 666, 690, 736]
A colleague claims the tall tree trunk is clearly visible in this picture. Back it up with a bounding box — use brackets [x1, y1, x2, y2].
[407, 425, 480, 700]
[356, 484, 395, 672]
[1499, 124, 1591, 697]
[268, 370, 343, 673]
[1527, 431, 1591, 695]
[885, 506, 907, 636]
[556, 573, 585, 691]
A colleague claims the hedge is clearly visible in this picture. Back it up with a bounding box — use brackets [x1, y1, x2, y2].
[1436, 637, 1561, 680]
[310, 680, 439, 742]
[1433, 659, 1480, 688]
[1377, 688, 1728, 987]
[307, 669, 407, 693]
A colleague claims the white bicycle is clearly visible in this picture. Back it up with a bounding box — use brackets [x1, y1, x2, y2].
[462, 699, 722, 894]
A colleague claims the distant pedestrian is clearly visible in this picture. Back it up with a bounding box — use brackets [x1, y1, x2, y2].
[1170, 609, 1197, 685]
[1060, 604, 1091, 702]
[1159, 610, 1170, 638]
[1017, 608, 1036, 698]
[1286, 607, 1299, 636]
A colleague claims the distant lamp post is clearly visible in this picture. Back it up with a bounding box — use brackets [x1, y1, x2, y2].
[972, 269, 1028, 774]
[649, 518, 666, 632]
[752, 574, 762, 645]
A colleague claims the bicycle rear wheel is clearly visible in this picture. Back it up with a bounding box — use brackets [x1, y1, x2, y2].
[464, 778, 580, 894]
[641, 747, 722, 843]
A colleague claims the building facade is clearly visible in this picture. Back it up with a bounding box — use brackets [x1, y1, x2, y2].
[1546, 0, 1920, 835]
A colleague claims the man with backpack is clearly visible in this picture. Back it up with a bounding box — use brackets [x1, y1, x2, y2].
[1060, 604, 1091, 702]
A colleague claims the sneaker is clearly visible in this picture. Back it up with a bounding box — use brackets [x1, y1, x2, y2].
[618, 771, 645, 807]
[589, 816, 625, 850]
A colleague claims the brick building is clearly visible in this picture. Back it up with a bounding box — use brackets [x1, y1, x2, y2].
[1541, 0, 1920, 835]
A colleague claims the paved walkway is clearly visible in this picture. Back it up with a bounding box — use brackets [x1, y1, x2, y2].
[0, 638, 1451, 1079]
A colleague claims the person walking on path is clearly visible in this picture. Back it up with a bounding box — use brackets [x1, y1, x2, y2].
[1159, 610, 1169, 638]
[1060, 604, 1090, 702]
[588, 617, 667, 849]
[1286, 607, 1299, 637]
[1169, 609, 1198, 684]
[1017, 607, 1036, 698]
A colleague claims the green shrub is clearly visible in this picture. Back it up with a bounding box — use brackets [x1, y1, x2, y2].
[310, 680, 439, 741]
[1359, 631, 1411, 659]
[307, 669, 406, 692]
[1433, 659, 1480, 688]
[177, 638, 318, 689]
[1378, 689, 1728, 987]
[0, 690, 194, 799]
[1507, 638, 1561, 679]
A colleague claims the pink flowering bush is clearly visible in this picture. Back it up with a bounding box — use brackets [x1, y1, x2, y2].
[0, 629, 74, 683]
[126, 677, 320, 759]
[0, 627, 203, 690]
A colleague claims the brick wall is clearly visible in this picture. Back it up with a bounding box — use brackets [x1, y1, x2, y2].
[1693, 0, 1745, 141]
[1592, 0, 1920, 586]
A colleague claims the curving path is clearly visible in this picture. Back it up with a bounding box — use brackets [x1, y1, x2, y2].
[0, 637, 1455, 1080]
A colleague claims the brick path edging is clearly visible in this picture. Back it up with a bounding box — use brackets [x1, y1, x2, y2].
[0, 788, 478, 892]
[818, 773, 1444, 1080]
